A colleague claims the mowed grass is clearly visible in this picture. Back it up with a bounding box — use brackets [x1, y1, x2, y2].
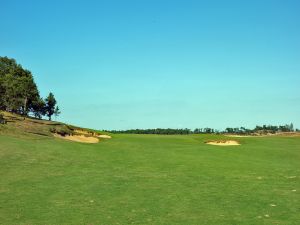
[0, 133, 299, 224]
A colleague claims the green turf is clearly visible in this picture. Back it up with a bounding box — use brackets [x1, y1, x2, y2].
[0, 133, 299, 224]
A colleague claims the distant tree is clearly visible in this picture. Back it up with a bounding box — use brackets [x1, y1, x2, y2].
[289, 123, 294, 132]
[225, 127, 234, 133]
[45, 92, 57, 121]
[194, 128, 201, 134]
[240, 127, 246, 133]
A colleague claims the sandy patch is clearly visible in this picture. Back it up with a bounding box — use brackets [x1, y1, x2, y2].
[205, 140, 240, 146]
[54, 134, 99, 143]
[97, 134, 112, 139]
[276, 132, 300, 137]
[74, 129, 91, 135]
[225, 135, 252, 137]
[74, 129, 111, 139]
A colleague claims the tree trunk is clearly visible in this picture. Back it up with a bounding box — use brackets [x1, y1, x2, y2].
[23, 97, 28, 116]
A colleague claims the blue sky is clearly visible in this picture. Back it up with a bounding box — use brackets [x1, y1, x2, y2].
[1, 0, 300, 130]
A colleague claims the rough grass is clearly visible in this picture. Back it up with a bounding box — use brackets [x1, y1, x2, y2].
[0, 111, 102, 138]
[0, 128, 299, 224]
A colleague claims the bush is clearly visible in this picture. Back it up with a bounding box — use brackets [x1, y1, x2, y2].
[0, 113, 6, 124]
[49, 126, 73, 136]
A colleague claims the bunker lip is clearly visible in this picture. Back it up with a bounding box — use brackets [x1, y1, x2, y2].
[53, 134, 99, 143]
[205, 140, 240, 146]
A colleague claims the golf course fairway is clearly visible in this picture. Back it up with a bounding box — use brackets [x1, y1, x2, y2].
[0, 133, 299, 224]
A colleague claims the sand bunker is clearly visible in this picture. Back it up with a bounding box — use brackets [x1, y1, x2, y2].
[53, 131, 111, 143]
[225, 135, 252, 137]
[97, 134, 112, 139]
[74, 129, 91, 135]
[74, 130, 112, 139]
[54, 134, 99, 143]
[205, 140, 240, 146]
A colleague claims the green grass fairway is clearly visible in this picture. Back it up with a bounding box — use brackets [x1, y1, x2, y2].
[1, 133, 299, 224]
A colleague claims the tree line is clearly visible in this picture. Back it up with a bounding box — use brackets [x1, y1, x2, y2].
[106, 128, 193, 135]
[225, 124, 295, 134]
[106, 123, 297, 135]
[0, 56, 60, 120]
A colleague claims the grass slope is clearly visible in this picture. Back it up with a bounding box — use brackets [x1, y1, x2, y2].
[0, 122, 300, 224]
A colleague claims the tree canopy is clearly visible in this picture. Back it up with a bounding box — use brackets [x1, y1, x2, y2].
[0, 56, 60, 120]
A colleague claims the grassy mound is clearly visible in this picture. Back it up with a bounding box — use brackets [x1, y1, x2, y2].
[0, 111, 106, 140]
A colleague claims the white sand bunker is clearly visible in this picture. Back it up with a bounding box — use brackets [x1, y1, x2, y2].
[205, 140, 240, 146]
[54, 134, 99, 143]
[97, 134, 112, 139]
[225, 135, 252, 137]
[74, 130, 112, 139]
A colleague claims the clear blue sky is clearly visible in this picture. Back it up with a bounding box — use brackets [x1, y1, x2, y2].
[1, 0, 300, 130]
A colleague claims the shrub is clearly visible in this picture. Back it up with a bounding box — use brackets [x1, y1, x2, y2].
[0, 113, 6, 124]
[49, 126, 73, 136]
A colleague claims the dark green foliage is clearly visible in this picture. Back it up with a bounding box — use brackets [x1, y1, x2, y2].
[0, 57, 39, 114]
[45, 92, 57, 121]
[225, 127, 252, 134]
[108, 128, 192, 135]
[108, 124, 297, 135]
[253, 124, 294, 133]
[18, 75, 39, 115]
[31, 97, 46, 119]
[0, 56, 60, 119]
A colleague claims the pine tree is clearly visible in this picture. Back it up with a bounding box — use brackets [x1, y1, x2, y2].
[45, 92, 57, 121]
